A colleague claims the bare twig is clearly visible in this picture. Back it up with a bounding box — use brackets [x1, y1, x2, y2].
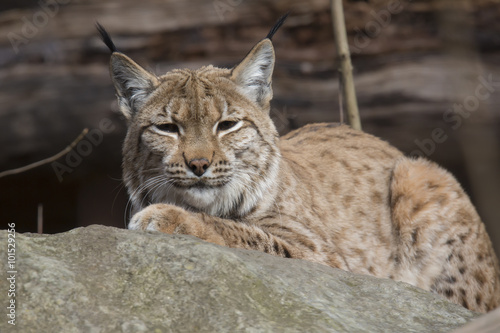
[330, 0, 362, 130]
[338, 75, 344, 125]
[37, 203, 43, 234]
[0, 128, 89, 179]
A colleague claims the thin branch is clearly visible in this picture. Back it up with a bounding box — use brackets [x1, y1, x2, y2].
[0, 128, 89, 179]
[37, 203, 43, 234]
[338, 75, 344, 125]
[330, 0, 362, 130]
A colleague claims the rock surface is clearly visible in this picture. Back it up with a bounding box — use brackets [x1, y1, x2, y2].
[1, 0, 499, 256]
[0, 225, 479, 332]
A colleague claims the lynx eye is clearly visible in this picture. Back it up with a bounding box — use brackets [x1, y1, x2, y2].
[153, 123, 179, 134]
[217, 121, 239, 132]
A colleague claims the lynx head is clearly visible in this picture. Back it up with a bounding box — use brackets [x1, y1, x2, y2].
[97, 16, 287, 219]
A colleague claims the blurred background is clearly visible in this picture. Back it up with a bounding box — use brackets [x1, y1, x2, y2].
[0, 0, 499, 256]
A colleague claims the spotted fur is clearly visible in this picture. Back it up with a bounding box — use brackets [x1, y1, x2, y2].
[99, 24, 500, 312]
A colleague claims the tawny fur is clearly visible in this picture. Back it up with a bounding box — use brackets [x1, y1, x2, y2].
[101, 29, 500, 313]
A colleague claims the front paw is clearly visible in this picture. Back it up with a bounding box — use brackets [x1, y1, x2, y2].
[128, 204, 225, 245]
[128, 204, 187, 232]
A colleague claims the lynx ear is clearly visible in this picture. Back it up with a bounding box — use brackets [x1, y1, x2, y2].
[231, 39, 275, 110]
[110, 53, 159, 119]
[96, 23, 158, 119]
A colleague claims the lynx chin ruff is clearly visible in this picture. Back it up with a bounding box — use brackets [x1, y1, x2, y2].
[97, 18, 500, 312]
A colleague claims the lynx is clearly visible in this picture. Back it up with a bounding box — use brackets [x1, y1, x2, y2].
[97, 17, 500, 312]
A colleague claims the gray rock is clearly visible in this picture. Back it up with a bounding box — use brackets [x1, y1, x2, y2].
[0, 225, 478, 332]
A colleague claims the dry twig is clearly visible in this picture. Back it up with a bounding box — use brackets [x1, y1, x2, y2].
[0, 128, 89, 179]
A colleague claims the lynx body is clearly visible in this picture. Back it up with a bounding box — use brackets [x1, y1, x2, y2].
[98, 21, 500, 312]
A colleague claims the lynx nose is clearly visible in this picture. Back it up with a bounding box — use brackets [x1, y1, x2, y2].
[188, 158, 210, 177]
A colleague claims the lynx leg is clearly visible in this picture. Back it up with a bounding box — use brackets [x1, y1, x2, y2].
[389, 157, 500, 312]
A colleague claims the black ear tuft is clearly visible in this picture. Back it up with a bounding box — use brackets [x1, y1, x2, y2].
[266, 13, 289, 40]
[96, 22, 118, 53]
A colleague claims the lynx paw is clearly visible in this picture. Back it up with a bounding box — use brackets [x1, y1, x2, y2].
[128, 204, 225, 245]
[129, 204, 184, 232]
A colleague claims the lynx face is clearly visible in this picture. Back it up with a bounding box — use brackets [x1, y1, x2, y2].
[112, 41, 280, 218]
